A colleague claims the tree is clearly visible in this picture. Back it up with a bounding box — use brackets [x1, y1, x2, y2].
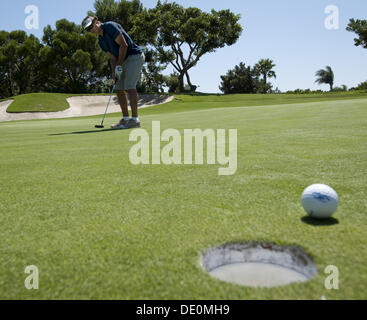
[91, 0, 143, 34]
[346, 19, 367, 49]
[333, 84, 348, 92]
[355, 80, 367, 90]
[315, 66, 334, 91]
[0, 31, 23, 97]
[40, 19, 108, 93]
[137, 48, 167, 93]
[164, 72, 180, 93]
[132, 1, 242, 92]
[0, 30, 43, 98]
[219, 62, 257, 94]
[219, 59, 277, 94]
[253, 58, 276, 93]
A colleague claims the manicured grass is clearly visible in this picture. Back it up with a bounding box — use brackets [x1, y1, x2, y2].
[140, 90, 367, 115]
[5, 93, 72, 112]
[3, 90, 367, 114]
[0, 94, 366, 299]
[5, 92, 116, 113]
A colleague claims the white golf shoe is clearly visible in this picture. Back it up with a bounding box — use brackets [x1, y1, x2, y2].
[111, 118, 129, 129]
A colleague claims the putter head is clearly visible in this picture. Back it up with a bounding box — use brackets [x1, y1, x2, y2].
[95, 125, 104, 129]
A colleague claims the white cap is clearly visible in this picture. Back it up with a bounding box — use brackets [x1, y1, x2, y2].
[81, 16, 94, 33]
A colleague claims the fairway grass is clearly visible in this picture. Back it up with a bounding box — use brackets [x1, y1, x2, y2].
[2, 90, 367, 113]
[0, 95, 366, 299]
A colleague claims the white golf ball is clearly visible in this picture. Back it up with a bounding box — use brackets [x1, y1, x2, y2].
[301, 184, 339, 219]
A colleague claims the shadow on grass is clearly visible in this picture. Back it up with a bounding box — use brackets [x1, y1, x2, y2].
[301, 216, 339, 226]
[49, 128, 124, 136]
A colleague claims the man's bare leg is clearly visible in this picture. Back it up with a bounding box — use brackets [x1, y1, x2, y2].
[127, 89, 139, 118]
[116, 90, 129, 118]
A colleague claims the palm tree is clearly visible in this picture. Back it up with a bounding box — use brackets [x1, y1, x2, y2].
[254, 58, 276, 93]
[315, 66, 334, 91]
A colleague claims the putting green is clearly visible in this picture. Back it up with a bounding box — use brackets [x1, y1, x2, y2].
[0, 94, 366, 299]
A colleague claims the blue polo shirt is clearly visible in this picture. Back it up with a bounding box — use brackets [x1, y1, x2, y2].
[98, 21, 142, 59]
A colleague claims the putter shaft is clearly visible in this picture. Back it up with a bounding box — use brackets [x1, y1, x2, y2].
[96, 82, 117, 128]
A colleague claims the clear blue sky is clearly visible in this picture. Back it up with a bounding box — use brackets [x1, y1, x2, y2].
[1, 0, 366, 93]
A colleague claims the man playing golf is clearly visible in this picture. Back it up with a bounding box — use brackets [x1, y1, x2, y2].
[82, 16, 144, 129]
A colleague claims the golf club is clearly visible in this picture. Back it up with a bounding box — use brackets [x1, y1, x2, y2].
[95, 81, 117, 129]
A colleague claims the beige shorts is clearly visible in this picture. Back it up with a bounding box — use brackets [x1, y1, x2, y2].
[116, 53, 145, 91]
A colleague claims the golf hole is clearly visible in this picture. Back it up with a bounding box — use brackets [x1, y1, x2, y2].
[200, 242, 317, 288]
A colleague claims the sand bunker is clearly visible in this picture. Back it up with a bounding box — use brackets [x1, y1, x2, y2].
[0, 94, 174, 122]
